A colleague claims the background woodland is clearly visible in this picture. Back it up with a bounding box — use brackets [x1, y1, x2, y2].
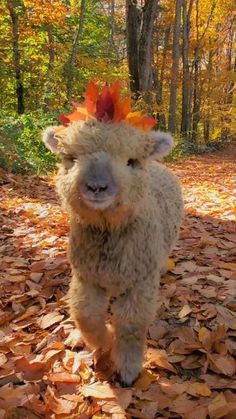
[0, 0, 235, 172]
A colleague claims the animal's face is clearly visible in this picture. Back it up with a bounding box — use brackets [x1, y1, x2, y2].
[43, 120, 173, 228]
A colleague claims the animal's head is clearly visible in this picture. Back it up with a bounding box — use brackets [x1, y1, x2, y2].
[43, 120, 173, 229]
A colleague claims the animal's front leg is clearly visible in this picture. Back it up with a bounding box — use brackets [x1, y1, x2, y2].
[69, 275, 112, 351]
[110, 286, 157, 386]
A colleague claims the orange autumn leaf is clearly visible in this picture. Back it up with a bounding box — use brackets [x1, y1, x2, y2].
[47, 372, 81, 383]
[130, 116, 156, 131]
[81, 382, 116, 399]
[59, 80, 156, 131]
[59, 107, 89, 125]
[15, 356, 47, 381]
[84, 80, 99, 114]
[187, 382, 212, 397]
[109, 80, 121, 102]
[113, 97, 131, 122]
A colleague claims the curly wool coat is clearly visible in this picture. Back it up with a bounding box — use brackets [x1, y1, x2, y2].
[43, 120, 183, 385]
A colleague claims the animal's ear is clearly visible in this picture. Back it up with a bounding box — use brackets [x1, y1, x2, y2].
[148, 131, 174, 159]
[42, 126, 63, 154]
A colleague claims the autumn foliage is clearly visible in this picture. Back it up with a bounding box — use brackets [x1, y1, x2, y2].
[0, 0, 235, 163]
[59, 81, 156, 131]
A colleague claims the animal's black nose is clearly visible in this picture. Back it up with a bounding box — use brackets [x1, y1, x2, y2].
[86, 181, 108, 194]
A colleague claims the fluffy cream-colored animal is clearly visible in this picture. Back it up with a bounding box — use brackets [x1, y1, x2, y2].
[43, 119, 183, 386]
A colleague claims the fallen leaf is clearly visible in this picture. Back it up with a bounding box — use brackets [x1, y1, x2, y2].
[47, 372, 81, 383]
[38, 312, 64, 329]
[81, 382, 117, 400]
[134, 370, 158, 390]
[167, 258, 175, 270]
[178, 303, 192, 319]
[209, 354, 236, 376]
[15, 356, 47, 381]
[146, 349, 176, 373]
[187, 382, 211, 397]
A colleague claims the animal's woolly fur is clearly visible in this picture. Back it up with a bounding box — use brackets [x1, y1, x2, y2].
[43, 119, 183, 385]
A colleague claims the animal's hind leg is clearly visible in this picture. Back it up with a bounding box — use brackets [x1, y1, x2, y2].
[69, 275, 112, 351]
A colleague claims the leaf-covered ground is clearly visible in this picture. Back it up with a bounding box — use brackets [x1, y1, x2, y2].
[0, 144, 235, 419]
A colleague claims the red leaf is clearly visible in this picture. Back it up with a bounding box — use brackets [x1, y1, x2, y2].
[95, 87, 114, 121]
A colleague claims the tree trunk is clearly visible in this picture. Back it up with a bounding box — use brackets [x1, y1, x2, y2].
[168, 0, 182, 134]
[204, 49, 213, 144]
[6, 0, 24, 114]
[191, 0, 216, 143]
[155, 26, 171, 130]
[126, 0, 158, 97]
[181, 0, 194, 140]
[138, 0, 158, 92]
[191, 0, 200, 144]
[126, 0, 141, 94]
[108, 0, 115, 50]
[191, 47, 201, 143]
[221, 26, 236, 140]
[65, 0, 87, 103]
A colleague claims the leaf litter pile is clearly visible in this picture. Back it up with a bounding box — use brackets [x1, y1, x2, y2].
[0, 144, 235, 419]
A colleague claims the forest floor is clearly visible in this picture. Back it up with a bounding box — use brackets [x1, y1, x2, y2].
[0, 143, 235, 419]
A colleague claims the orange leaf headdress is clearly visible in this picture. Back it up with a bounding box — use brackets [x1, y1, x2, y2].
[59, 81, 156, 132]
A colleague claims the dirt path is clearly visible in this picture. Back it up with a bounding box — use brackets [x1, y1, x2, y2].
[0, 144, 235, 418]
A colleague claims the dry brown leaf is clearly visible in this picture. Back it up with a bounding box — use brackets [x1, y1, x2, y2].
[208, 354, 236, 376]
[38, 312, 64, 329]
[187, 382, 211, 397]
[134, 370, 158, 390]
[201, 374, 236, 390]
[185, 405, 208, 419]
[45, 393, 78, 415]
[158, 377, 189, 396]
[178, 303, 192, 319]
[15, 356, 47, 381]
[0, 354, 7, 368]
[146, 348, 176, 373]
[47, 372, 81, 383]
[81, 382, 116, 399]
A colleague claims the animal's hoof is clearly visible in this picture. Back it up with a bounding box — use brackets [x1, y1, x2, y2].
[117, 366, 141, 387]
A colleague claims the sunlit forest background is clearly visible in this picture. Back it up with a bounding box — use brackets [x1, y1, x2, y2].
[0, 0, 235, 173]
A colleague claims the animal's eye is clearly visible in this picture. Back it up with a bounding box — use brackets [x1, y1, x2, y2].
[63, 155, 77, 164]
[61, 155, 77, 170]
[127, 158, 140, 168]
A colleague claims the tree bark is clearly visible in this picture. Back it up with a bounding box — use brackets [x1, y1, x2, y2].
[155, 26, 171, 130]
[126, 0, 141, 94]
[204, 49, 213, 144]
[191, 0, 216, 143]
[126, 0, 158, 97]
[108, 0, 115, 50]
[181, 0, 194, 140]
[138, 0, 158, 92]
[6, 0, 24, 114]
[168, 0, 182, 134]
[65, 0, 87, 103]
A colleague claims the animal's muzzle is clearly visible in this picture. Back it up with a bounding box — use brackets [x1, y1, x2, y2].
[80, 157, 118, 209]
